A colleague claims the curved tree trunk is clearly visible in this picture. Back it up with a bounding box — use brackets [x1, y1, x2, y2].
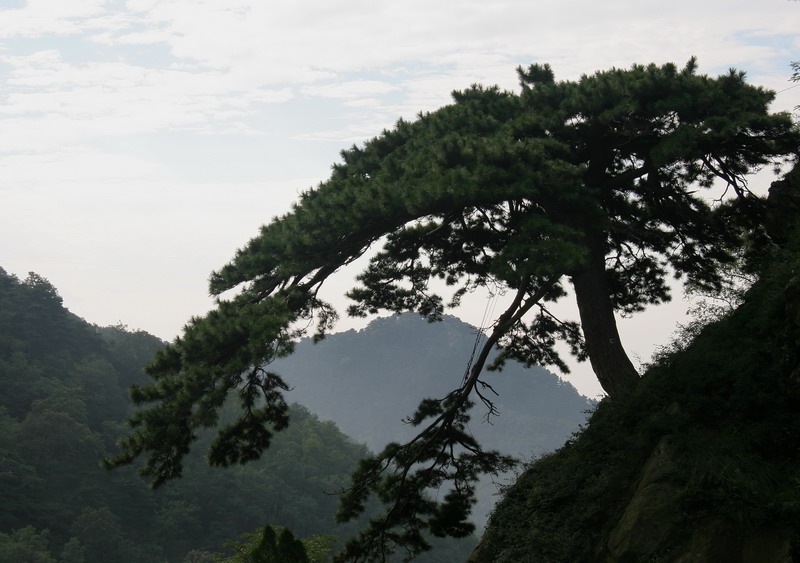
[571, 237, 640, 398]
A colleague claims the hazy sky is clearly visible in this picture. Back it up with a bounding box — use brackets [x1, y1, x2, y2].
[2, 0, 798, 397]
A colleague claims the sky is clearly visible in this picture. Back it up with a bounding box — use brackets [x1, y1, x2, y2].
[1, 0, 799, 398]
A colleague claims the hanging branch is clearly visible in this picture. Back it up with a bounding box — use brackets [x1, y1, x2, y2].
[335, 275, 561, 562]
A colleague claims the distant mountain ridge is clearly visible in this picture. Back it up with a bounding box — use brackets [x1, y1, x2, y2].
[273, 313, 594, 527]
[277, 313, 592, 454]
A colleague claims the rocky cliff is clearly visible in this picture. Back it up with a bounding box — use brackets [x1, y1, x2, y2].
[471, 167, 800, 562]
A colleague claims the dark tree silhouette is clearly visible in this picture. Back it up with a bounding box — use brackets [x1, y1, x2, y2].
[106, 60, 798, 561]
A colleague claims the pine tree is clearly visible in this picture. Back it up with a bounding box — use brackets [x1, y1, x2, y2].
[106, 60, 799, 560]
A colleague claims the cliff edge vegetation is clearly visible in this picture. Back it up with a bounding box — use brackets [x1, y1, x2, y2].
[471, 167, 800, 562]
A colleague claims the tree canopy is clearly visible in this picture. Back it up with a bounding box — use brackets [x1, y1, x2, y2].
[106, 60, 799, 561]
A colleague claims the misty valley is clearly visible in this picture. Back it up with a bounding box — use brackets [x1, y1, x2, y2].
[0, 269, 590, 561]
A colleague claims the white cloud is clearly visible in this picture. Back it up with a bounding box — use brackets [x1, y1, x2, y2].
[89, 27, 172, 45]
[0, 146, 166, 188]
[4, 0, 796, 155]
[343, 98, 381, 108]
[1, 0, 799, 391]
[301, 80, 399, 99]
[0, 0, 120, 38]
[292, 120, 393, 143]
[0, 50, 297, 153]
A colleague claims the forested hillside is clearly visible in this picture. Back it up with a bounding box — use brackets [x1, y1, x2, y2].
[0, 265, 594, 561]
[0, 269, 475, 561]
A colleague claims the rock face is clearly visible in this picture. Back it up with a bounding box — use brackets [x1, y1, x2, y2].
[471, 168, 800, 562]
[605, 437, 682, 560]
[473, 401, 798, 563]
[605, 434, 793, 563]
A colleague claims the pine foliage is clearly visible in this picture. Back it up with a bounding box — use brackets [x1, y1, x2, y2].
[106, 61, 799, 560]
